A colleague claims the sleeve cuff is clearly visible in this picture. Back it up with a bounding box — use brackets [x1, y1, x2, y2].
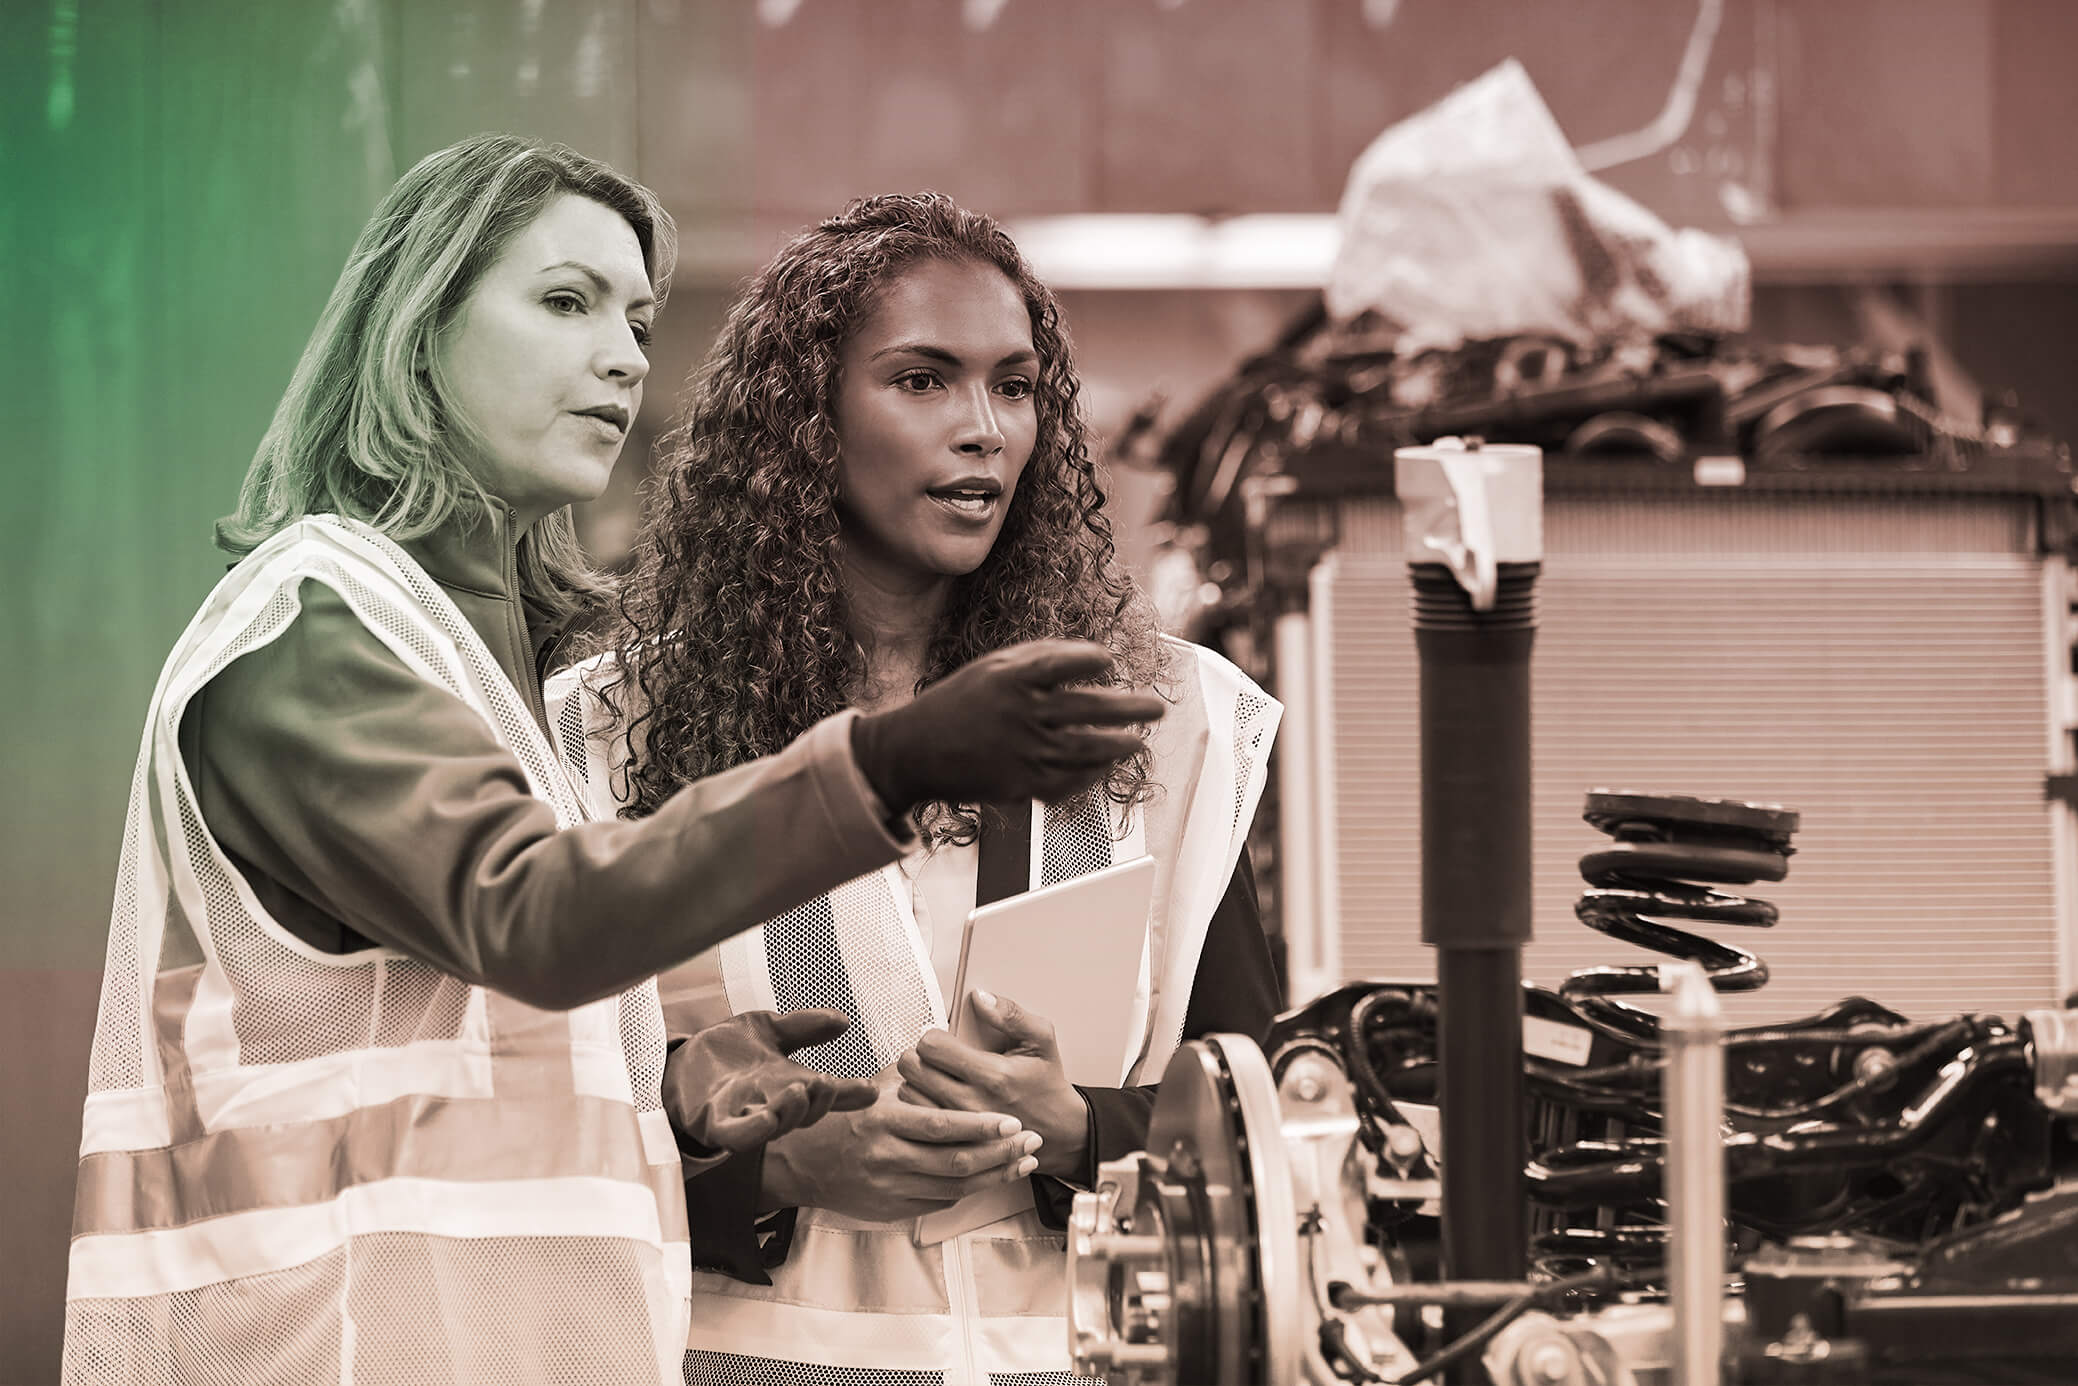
[675, 1143, 732, 1179]
[1032, 1084, 1137, 1231]
[1081, 1083, 1160, 1175]
[684, 1144, 781, 1283]
[804, 707, 917, 855]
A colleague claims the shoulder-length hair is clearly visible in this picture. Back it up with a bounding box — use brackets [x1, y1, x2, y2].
[219, 132, 676, 624]
[609, 191, 1165, 842]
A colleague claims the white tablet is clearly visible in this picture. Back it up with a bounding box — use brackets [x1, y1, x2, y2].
[949, 853, 1158, 1086]
[915, 854, 1158, 1246]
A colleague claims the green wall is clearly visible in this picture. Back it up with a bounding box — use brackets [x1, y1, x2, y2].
[1, 3, 746, 1375]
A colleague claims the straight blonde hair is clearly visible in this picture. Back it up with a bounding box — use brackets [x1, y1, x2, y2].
[221, 133, 676, 622]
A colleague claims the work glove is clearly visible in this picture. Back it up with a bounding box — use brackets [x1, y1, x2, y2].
[663, 1008, 879, 1158]
[850, 639, 1166, 812]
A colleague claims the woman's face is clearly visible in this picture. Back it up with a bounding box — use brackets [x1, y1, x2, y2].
[832, 257, 1039, 588]
[435, 191, 655, 531]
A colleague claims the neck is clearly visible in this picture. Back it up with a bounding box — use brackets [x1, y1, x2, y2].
[840, 541, 953, 714]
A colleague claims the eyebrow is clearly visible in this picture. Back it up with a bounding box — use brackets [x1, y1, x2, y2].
[868, 342, 1038, 369]
[538, 259, 655, 311]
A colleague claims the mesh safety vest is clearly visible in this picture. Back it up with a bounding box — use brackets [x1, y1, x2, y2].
[64, 515, 690, 1385]
[548, 636, 1278, 1385]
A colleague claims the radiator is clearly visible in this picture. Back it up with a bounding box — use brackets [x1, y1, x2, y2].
[1285, 491, 2074, 1026]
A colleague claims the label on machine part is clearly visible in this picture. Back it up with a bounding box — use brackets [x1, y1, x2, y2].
[1523, 1014, 1594, 1066]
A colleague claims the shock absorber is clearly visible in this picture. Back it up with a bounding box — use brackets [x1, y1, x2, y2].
[1562, 791, 1799, 1026]
[1395, 437, 1543, 1357]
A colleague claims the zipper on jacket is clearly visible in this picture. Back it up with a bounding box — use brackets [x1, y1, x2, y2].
[502, 508, 552, 738]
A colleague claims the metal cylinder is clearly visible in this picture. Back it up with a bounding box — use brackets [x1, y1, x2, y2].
[1412, 564, 1538, 953]
[1417, 564, 1537, 1298]
[1274, 605, 1329, 1004]
[1396, 439, 1544, 1359]
[1663, 961, 1727, 1386]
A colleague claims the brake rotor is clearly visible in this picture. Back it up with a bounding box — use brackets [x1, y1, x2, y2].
[1068, 1036, 1302, 1384]
[1139, 1034, 1301, 1384]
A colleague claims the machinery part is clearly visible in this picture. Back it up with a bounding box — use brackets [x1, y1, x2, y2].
[1492, 336, 1574, 397]
[1076, 1020, 2078, 1383]
[1524, 1023, 2039, 1207]
[1397, 439, 1544, 1310]
[1737, 1207, 2078, 1376]
[1754, 385, 1928, 460]
[1373, 366, 1728, 459]
[1265, 982, 1444, 1246]
[1564, 411, 1686, 465]
[1738, 1243, 1882, 1383]
[2025, 1006, 2078, 1114]
[1563, 790, 1798, 1017]
[1271, 976, 2057, 1259]
[1662, 962, 1727, 1386]
[1482, 1307, 1666, 1386]
[1281, 1049, 1425, 1383]
[1274, 594, 1337, 1006]
[1067, 1035, 1303, 1385]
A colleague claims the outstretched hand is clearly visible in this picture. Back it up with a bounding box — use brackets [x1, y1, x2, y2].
[851, 639, 1165, 813]
[663, 1009, 880, 1157]
[896, 991, 1091, 1182]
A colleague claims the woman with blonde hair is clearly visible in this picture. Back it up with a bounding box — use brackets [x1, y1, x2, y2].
[63, 137, 1156, 1386]
[560, 191, 1279, 1384]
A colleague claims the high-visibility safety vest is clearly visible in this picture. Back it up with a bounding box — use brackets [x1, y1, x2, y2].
[63, 515, 690, 1386]
[549, 636, 1279, 1385]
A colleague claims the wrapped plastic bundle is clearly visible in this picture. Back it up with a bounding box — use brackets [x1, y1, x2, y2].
[1327, 59, 1749, 352]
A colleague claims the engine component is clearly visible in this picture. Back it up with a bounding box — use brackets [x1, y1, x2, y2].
[1073, 1031, 1695, 1386]
[1524, 797, 2057, 1254]
[1077, 1016, 2078, 1384]
[1067, 1036, 1302, 1385]
[2027, 1006, 2078, 1115]
[1564, 790, 1798, 1018]
[1753, 385, 1929, 462]
[1737, 1201, 2078, 1378]
[1396, 439, 1545, 1308]
[1662, 962, 1727, 1386]
[1562, 411, 1687, 465]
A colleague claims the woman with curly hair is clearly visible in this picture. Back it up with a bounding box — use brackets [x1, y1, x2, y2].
[552, 192, 1280, 1384]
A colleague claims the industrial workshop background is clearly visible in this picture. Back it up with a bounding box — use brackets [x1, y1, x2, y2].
[8, 1, 2078, 1379]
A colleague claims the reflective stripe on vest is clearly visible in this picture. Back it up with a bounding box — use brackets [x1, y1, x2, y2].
[551, 636, 1279, 1385]
[66, 516, 689, 1386]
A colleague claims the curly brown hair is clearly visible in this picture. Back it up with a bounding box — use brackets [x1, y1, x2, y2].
[604, 191, 1166, 841]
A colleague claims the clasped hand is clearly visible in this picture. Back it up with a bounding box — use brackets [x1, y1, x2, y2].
[762, 1079, 1043, 1224]
[895, 991, 1090, 1184]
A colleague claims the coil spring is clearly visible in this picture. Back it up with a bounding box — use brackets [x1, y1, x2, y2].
[1560, 790, 1800, 1016]
[1526, 794, 1800, 1275]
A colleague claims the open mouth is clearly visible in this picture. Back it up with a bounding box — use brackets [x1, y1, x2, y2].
[926, 478, 1003, 518]
[928, 489, 997, 515]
